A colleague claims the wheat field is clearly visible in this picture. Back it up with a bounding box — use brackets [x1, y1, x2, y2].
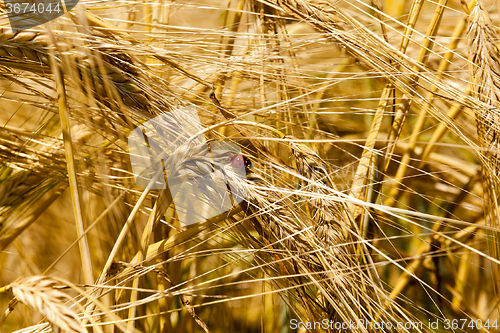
[0, 0, 498, 332]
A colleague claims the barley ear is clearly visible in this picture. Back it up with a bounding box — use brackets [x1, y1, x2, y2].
[467, 1, 500, 176]
[3, 276, 86, 333]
